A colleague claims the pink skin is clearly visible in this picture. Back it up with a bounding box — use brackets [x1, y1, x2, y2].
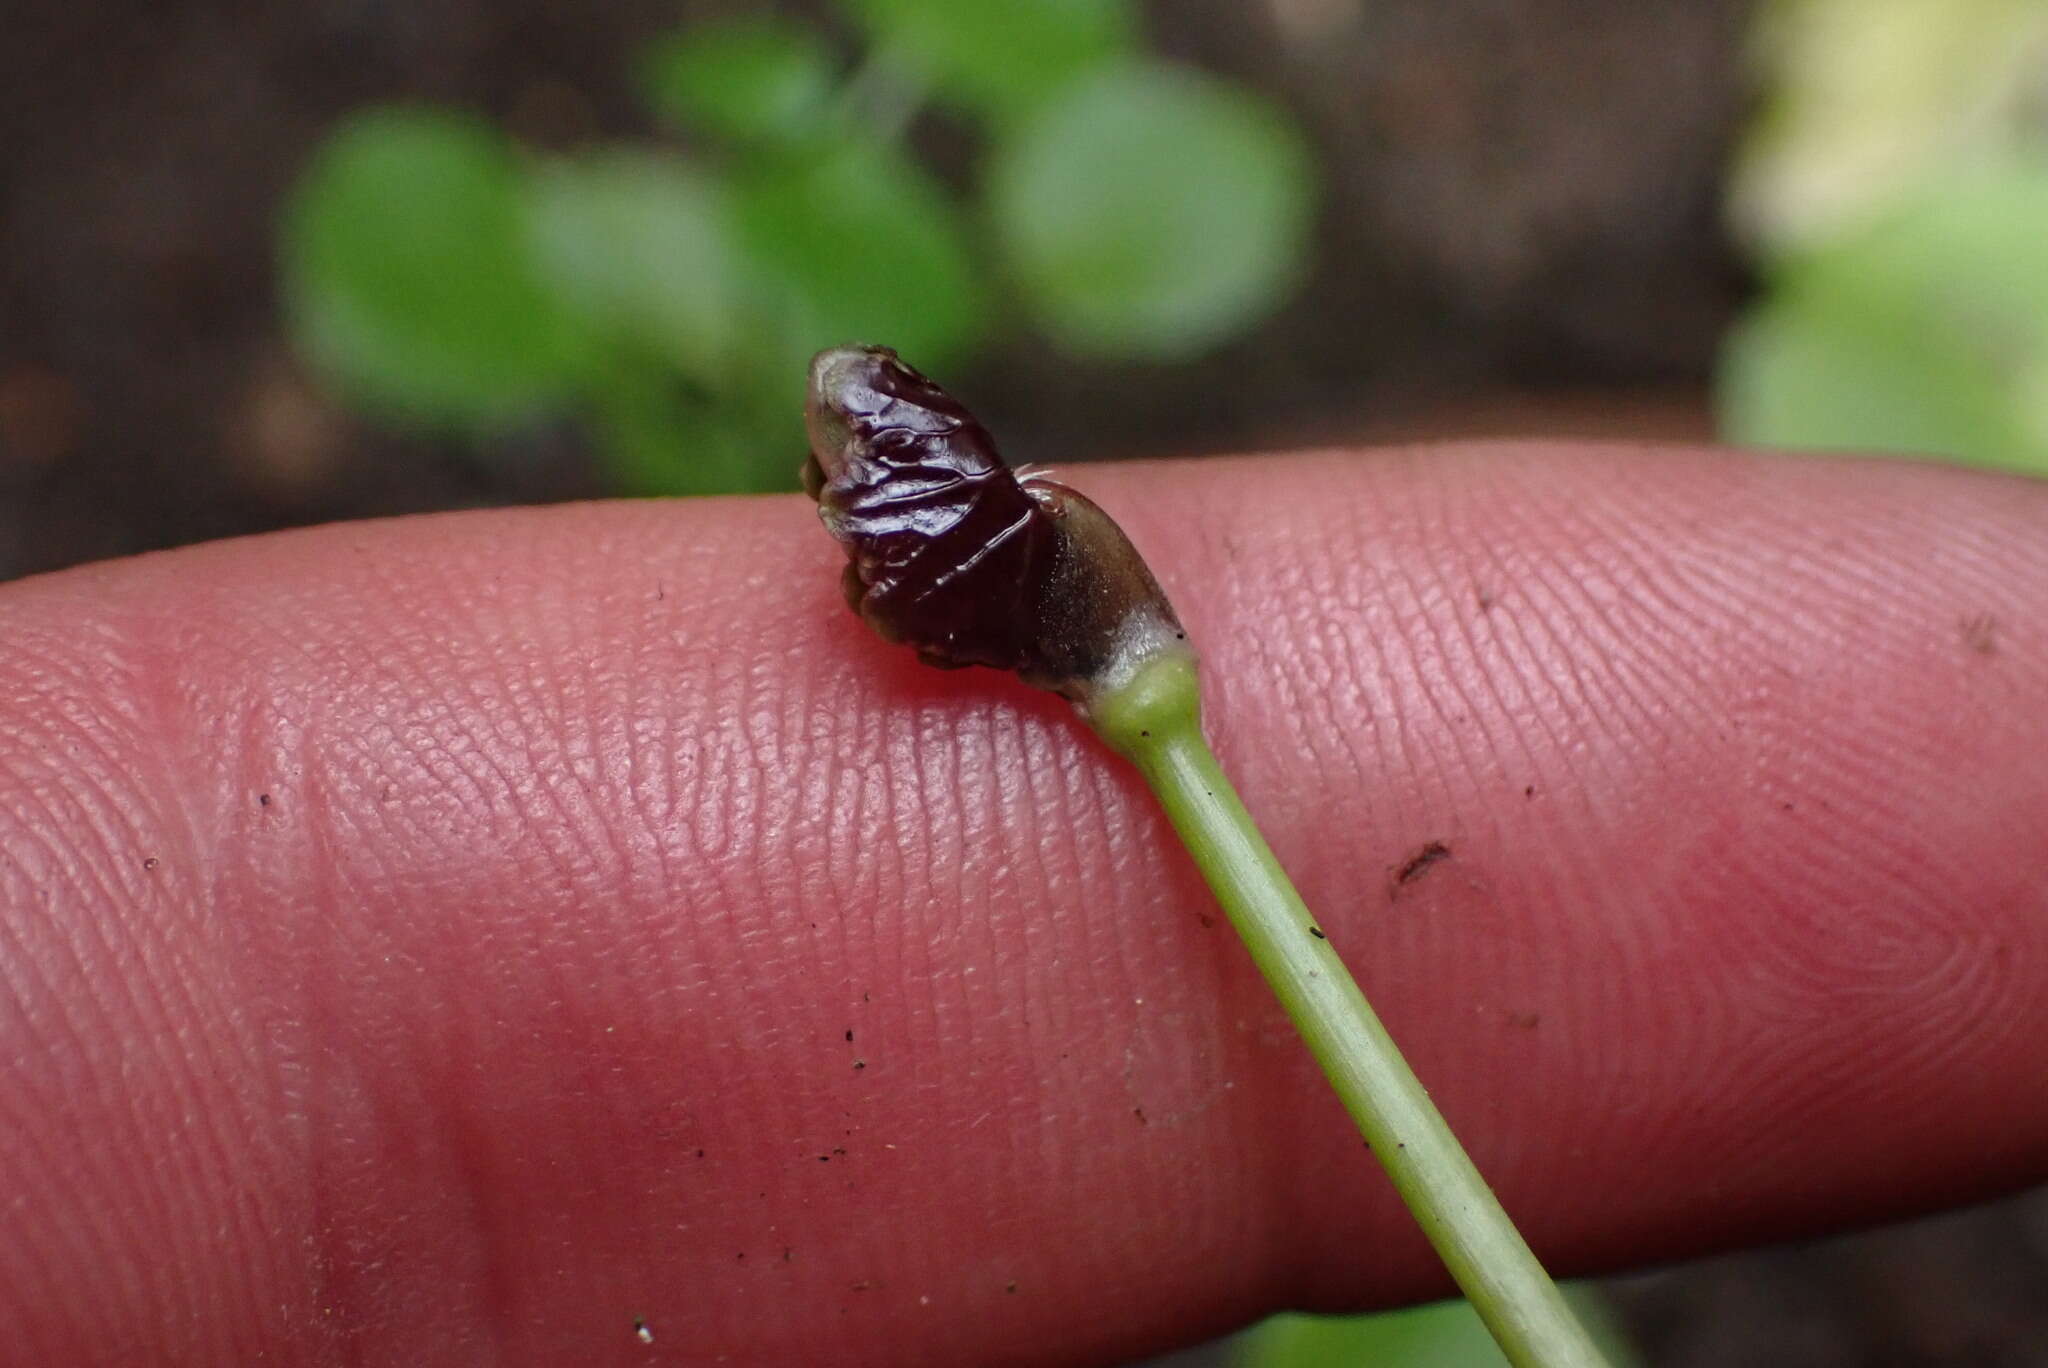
[1, 443, 2045, 1365]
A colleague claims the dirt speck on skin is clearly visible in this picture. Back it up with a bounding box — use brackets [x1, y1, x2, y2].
[1390, 841, 1451, 898]
[1960, 613, 1999, 655]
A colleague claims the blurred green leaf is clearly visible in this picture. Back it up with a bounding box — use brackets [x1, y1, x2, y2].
[986, 61, 1314, 361]
[1720, 292, 2017, 464]
[1730, 0, 2048, 253]
[637, 17, 836, 145]
[589, 362, 794, 497]
[1719, 164, 2048, 474]
[277, 26, 1328, 499]
[1237, 1289, 1638, 1368]
[1239, 1301, 1510, 1368]
[733, 139, 989, 373]
[845, 0, 1133, 123]
[281, 107, 589, 427]
[524, 149, 739, 388]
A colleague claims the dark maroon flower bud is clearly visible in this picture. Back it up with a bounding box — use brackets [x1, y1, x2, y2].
[803, 345, 1190, 706]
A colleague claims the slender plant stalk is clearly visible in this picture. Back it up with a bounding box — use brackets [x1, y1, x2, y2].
[800, 343, 1608, 1368]
[1088, 653, 1611, 1368]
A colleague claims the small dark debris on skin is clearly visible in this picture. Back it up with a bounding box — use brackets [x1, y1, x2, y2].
[142, 856, 159, 870]
[258, 792, 271, 807]
[1308, 925, 1326, 939]
[1392, 840, 1452, 892]
[1523, 784, 1536, 799]
[1197, 913, 1214, 929]
[1960, 613, 1998, 655]
[844, 1028, 853, 1042]
[1134, 1107, 1147, 1126]
[1006, 1282, 1019, 1294]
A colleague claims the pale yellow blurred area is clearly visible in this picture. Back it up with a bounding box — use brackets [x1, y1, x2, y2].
[1733, 0, 2048, 253]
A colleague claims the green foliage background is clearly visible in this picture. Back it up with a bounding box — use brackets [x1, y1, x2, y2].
[1719, 0, 2048, 474]
[280, 1, 1314, 496]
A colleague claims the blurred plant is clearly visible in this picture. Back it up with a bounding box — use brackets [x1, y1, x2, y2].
[280, 3, 1316, 495]
[1719, 0, 2048, 474]
[1234, 1287, 1639, 1368]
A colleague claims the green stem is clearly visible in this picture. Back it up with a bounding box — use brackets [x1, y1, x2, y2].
[1086, 654, 1610, 1368]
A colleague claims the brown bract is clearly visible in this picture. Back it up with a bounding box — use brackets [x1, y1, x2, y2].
[802, 345, 1190, 706]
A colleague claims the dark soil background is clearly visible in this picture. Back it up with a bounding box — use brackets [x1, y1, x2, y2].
[4, 1, 2044, 1362]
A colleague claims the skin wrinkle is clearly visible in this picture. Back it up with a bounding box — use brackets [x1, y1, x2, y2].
[1630, 479, 2031, 1187]
[1437, 597, 1564, 824]
[1398, 464, 1551, 805]
[1540, 524, 1843, 1179]
[1552, 535, 1718, 746]
[1005, 708, 1067, 1140]
[236, 656, 353, 1364]
[3, 650, 251, 1361]
[1372, 557, 1491, 828]
[1384, 547, 1521, 832]
[859, 699, 908, 1008]
[1308, 547, 1411, 773]
[14, 654, 226, 1292]
[1523, 453, 1738, 687]
[0, 900, 125, 1346]
[0, 446, 2046, 1364]
[303, 546, 664, 1354]
[1494, 550, 1646, 805]
[568, 653, 649, 903]
[1460, 548, 1597, 813]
